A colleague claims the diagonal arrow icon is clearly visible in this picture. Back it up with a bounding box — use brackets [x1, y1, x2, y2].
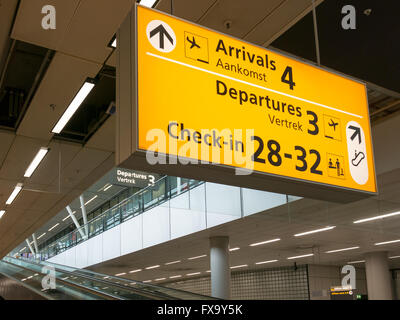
[149, 24, 174, 50]
[348, 125, 361, 144]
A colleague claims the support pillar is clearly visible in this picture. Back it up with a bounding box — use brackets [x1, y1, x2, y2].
[365, 251, 393, 300]
[32, 233, 39, 258]
[25, 239, 35, 256]
[210, 236, 230, 299]
[66, 206, 86, 240]
[79, 195, 88, 237]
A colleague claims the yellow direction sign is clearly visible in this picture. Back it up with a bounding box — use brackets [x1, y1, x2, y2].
[130, 5, 377, 201]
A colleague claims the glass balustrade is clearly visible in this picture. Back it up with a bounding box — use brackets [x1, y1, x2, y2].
[38, 176, 203, 260]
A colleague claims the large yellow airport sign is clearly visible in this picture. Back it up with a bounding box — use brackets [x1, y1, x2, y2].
[123, 5, 377, 201]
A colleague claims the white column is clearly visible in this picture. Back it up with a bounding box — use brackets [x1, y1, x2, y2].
[210, 236, 230, 299]
[25, 239, 35, 256]
[365, 251, 393, 300]
[32, 233, 39, 258]
[79, 195, 88, 238]
[66, 206, 86, 240]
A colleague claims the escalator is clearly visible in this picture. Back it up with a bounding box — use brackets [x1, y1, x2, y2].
[0, 256, 213, 300]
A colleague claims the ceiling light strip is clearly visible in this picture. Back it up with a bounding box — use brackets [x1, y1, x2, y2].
[6, 184, 23, 205]
[24, 147, 49, 178]
[354, 211, 400, 224]
[294, 226, 335, 237]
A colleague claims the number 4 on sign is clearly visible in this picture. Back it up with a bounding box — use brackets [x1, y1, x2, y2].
[281, 66, 295, 90]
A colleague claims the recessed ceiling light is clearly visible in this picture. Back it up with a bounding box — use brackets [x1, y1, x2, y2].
[287, 253, 314, 260]
[129, 269, 142, 274]
[165, 260, 181, 265]
[375, 239, 400, 246]
[19, 247, 26, 253]
[140, 0, 158, 7]
[37, 233, 46, 240]
[111, 39, 117, 48]
[354, 211, 400, 224]
[155, 278, 166, 281]
[325, 246, 359, 253]
[347, 260, 365, 264]
[115, 272, 126, 277]
[104, 184, 113, 191]
[145, 265, 160, 270]
[52, 80, 95, 134]
[186, 272, 201, 276]
[389, 256, 400, 259]
[249, 238, 280, 246]
[255, 260, 278, 265]
[6, 184, 23, 205]
[82, 195, 97, 207]
[188, 254, 207, 260]
[169, 275, 182, 279]
[230, 264, 248, 269]
[229, 247, 240, 252]
[48, 223, 60, 232]
[0, 210, 5, 219]
[142, 280, 152, 283]
[294, 226, 335, 237]
[24, 147, 49, 178]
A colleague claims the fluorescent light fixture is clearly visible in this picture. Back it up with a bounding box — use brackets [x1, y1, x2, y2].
[354, 211, 400, 224]
[0, 210, 5, 219]
[325, 246, 360, 253]
[229, 247, 240, 252]
[48, 223, 60, 232]
[255, 260, 278, 265]
[52, 81, 95, 134]
[206, 270, 211, 273]
[129, 269, 142, 274]
[186, 272, 201, 276]
[249, 238, 280, 246]
[103, 276, 110, 279]
[165, 260, 181, 265]
[155, 278, 166, 281]
[170, 275, 182, 279]
[62, 215, 70, 221]
[37, 233, 46, 240]
[143, 280, 152, 283]
[389, 256, 400, 259]
[83, 195, 98, 207]
[294, 226, 335, 237]
[230, 264, 248, 269]
[347, 260, 365, 264]
[104, 184, 113, 192]
[188, 254, 207, 260]
[24, 147, 49, 178]
[287, 253, 314, 260]
[19, 247, 26, 253]
[111, 38, 117, 48]
[140, 0, 158, 7]
[6, 184, 23, 205]
[145, 265, 160, 270]
[375, 239, 400, 246]
[115, 272, 126, 277]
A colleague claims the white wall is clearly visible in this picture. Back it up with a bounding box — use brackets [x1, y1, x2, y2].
[47, 183, 291, 268]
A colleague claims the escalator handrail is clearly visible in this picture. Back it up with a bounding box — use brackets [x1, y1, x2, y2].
[14, 256, 212, 299]
[5, 256, 175, 300]
[1, 258, 123, 300]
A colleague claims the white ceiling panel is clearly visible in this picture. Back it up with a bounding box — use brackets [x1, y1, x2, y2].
[85, 115, 115, 152]
[17, 52, 101, 141]
[58, 0, 135, 64]
[11, 0, 80, 50]
[244, 0, 324, 46]
[156, 0, 217, 22]
[0, 135, 47, 181]
[0, 131, 15, 167]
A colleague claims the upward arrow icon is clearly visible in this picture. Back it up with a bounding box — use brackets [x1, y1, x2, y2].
[149, 24, 174, 50]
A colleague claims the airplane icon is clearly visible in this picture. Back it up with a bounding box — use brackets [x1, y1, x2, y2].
[187, 36, 200, 49]
[328, 119, 339, 131]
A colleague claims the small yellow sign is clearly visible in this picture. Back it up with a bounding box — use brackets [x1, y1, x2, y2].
[136, 5, 377, 195]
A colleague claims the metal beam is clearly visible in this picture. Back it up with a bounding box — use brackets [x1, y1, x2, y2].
[32, 233, 39, 256]
[25, 238, 35, 256]
[79, 195, 88, 237]
[66, 206, 86, 240]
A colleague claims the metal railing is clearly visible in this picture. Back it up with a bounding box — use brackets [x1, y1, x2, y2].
[38, 176, 204, 260]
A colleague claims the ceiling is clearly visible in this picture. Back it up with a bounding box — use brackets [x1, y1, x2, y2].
[0, 0, 399, 285]
[88, 167, 400, 284]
